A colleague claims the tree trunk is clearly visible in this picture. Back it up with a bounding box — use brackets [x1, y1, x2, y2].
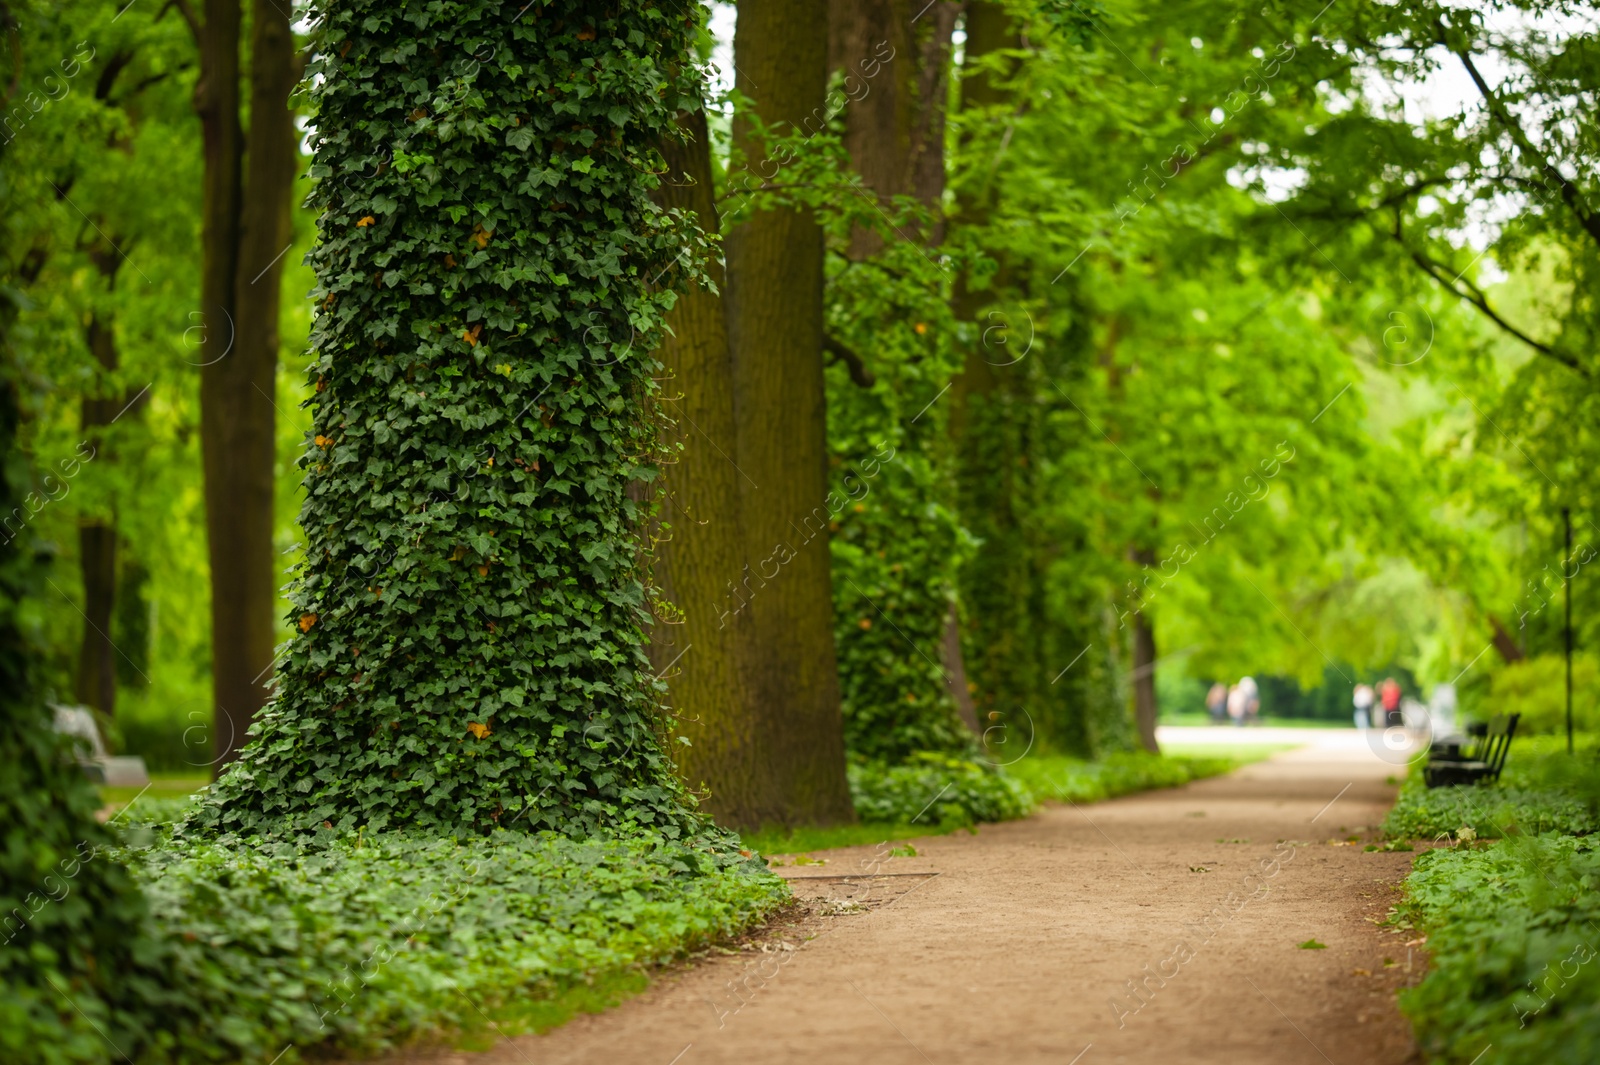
[1130, 550, 1160, 753]
[947, 3, 1049, 746]
[195, 0, 296, 768]
[74, 307, 121, 716]
[829, 0, 957, 254]
[74, 522, 116, 714]
[941, 603, 981, 736]
[649, 107, 777, 828]
[727, 0, 854, 826]
[1489, 613, 1526, 664]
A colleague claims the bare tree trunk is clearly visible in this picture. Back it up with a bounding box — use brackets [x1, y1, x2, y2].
[74, 286, 130, 716]
[648, 107, 778, 828]
[727, 0, 854, 826]
[829, 0, 957, 253]
[74, 522, 116, 714]
[194, 0, 297, 768]
[941, 603, 981, 736]
[1130, 604, 1160, 754]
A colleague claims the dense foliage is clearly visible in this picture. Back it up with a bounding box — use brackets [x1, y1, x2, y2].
[1388, 742, 1600, 1063]
[0, 161, 161, 1060]
[847, 753, 1034, 827]
[126, 805, 784, 1064]
[196, 0, 710, 838]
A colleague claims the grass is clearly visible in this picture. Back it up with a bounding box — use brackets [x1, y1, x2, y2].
[1158, 711, 1349, 729]
[99, 772, 210, 808]
[741, 820, 966, 857]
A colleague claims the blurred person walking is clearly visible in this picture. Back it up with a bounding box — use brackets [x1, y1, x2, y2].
[1352, 683, 1374, 730]
[1206, 682, 1228, 725]
[1379, 677, 1403, 727]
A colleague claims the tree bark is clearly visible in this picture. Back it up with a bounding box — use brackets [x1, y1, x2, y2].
[74, 306, 120, 716]
[1489, 613, 1526, 664]
[941, 603, 981, 736]
[1130, 549, 1160, 753]
[829, 0, 958, 254]
[727, 0, 854, 826]
[648, 107, 778, 829]
[194, 0, 297, 768]
[947, 3, 1046, 746]
[74, 522, 116, 715]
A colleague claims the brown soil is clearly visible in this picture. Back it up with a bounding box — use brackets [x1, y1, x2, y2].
[385, 741, 1423, 1065]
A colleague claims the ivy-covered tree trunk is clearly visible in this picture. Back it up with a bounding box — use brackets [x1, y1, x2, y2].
[948, 1, 1096, 756]
[648, 106, 780, 828]
[197, 0, 705, 838]
[726, 0, 855, 825]
[824, 0, 979, 757]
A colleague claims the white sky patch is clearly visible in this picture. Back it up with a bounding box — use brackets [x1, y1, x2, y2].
[708, 2, 737, 100]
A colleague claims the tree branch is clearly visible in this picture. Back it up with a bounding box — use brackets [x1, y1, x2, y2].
[1399, 223, 1587, 376]
[160, 0, 202, 44]
[823, 334, 876, 388]
[1452, 43, 1600, 251]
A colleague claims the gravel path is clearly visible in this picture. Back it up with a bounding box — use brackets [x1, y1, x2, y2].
[391, 734, 1423, 1065]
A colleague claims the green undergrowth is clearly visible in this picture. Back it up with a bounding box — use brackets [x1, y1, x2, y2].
[741, 820, 965, 857]
[1007, 750, 1241, 805]
[1383, 737, 1600, 842]
[846, 752, 1035, 827]
[747, 749, 1246, 855]
[1387, 740, 1600, 1063]
[21, 798, 786, 1065]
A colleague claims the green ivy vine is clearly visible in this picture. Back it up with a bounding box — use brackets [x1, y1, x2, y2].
[196, 0, 709, 839]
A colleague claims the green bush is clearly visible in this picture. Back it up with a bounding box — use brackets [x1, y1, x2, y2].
[1008, 750, 1238, 805]
[1384, 780, 1595, 841]
[847, 753, 1034, 827]
[1486, 654, 1599, 735]
[0, 374, 163, 1065]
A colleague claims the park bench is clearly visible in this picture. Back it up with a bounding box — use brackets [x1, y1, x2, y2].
[1423, 712, 1519, 788]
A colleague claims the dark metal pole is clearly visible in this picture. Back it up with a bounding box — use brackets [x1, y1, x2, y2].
[1565, 506, 1573, 755]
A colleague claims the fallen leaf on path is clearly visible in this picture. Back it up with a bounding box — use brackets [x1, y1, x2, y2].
[1298, 938, 1328, 950]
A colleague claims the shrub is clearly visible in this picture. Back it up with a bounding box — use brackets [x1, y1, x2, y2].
[1485, 654, 1599, 735]
[1008, 750, 1238, 805]
[32, 800, 788, 1064]
[0, 372, 162, 1064]
[1383, 740, 1599, 841]
[847, 753, 1034, 827]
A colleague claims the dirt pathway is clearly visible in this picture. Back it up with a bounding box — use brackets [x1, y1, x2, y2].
[393, 736, 1423, 1065]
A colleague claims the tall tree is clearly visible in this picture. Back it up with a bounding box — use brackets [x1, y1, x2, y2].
[195, 0, 706, 838]
[725, 0, 855, 824]
[185, 0, 298, 766]
[824, 0, 982, 745]
[648, 105, 779, 828]
[946, 1, 1076, 749]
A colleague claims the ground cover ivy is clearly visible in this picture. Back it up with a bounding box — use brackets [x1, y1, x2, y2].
[123, 807, 785, 1063]
[195, 0, 712, 839]
[1389, 742, 1600, 1063]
